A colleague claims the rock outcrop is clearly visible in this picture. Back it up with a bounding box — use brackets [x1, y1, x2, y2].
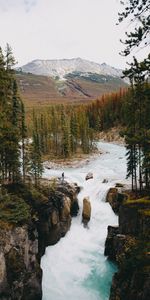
[0, 180, 80, 299]
[85, 172, 93, 180]
[105, 189, 150, 300]
[0, 225, 42, 300]
[38, 181, 80, 257]
[106, 187, 127, 214]
[82, 197, 91, 226]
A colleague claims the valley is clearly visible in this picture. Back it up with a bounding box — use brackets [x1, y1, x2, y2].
[16, 58, 127, 109]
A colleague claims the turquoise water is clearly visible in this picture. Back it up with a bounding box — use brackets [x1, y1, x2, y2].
[84, 254, 117, 300]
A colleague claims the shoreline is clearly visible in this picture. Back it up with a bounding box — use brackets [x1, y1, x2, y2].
[43, 135, 125, 170]
[43, 148, 103, 170]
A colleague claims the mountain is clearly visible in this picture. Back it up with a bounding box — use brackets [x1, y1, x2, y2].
[16, 58, 127, 108]
[20, 57, 123, 80]
[16, 71, 127, 108]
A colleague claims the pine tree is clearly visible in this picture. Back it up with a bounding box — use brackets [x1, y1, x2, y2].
[61, 106, 71, 157]
[29, 131, 43, 186]
[20, 101, 27, 182]
[0, 45, 21, 183]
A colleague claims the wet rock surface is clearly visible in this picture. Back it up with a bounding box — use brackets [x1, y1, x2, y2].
[85, 172, 93, 181]
[82, 197, 91, 226]
[106, 187, 127, 214]
[38, 180, 80, 257]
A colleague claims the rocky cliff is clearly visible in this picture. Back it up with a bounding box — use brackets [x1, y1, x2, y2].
[0, 224, 42, 300]
[37, 180, 80, 257]
[0, 180, 80, 300]
[105, 188, 150, 300]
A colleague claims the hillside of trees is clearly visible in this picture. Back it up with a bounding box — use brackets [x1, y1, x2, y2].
[15, 70, 127, 108]
[0, 43, 150, 193]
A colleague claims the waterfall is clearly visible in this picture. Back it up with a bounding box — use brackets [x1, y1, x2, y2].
[41, 142, 129, 300]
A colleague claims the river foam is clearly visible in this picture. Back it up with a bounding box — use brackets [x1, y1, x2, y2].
[41, 142, 129, 300]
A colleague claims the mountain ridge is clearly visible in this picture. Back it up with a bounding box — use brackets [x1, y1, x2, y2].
[20, 57, 123, 80]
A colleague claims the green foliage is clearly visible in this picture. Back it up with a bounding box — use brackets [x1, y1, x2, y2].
[26, 89, 128, 160]
[118, 238, 149, 274]
[0, 44, 26, 184]
[122, 80, 150, 192]
[139, 209, 150, 216]
[0, 192, 30, 225]
[124, 197, 150, 205]
[49, 178, 57, 192]
[29, 130, 43, 186]
[118, 0, 150, 56]
[4, 182, 48, 208]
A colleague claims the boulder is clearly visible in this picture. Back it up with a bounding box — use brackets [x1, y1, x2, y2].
[60, 197, 72, 236]
[102, 179, 108, 183]
[61, 196, 71, 219]
[106, 187, 127, 214]
[115, 183, 124, 188]
[85, 172, 93, 180]
[82, 197, 91, 226]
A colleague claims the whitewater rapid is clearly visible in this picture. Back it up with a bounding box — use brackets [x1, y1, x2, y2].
[41, 142, 129, 300]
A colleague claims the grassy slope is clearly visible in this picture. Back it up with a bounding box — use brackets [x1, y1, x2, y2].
[16, 72, 127, 109]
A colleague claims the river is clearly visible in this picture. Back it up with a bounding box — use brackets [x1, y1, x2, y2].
[41, 142, 129, 300]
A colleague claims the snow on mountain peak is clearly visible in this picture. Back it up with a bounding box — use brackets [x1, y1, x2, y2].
[20, 58, 123, 79]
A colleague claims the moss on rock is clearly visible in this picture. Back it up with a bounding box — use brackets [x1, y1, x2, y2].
[0, 193, 30, 226]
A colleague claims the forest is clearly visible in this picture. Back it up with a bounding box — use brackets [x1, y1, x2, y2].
[0, 42, 150, 193]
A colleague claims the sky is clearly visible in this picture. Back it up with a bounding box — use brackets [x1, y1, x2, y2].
[0, 0, 149, 69]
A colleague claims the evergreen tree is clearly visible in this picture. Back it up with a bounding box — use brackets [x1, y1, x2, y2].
[61, 106, 71, 157]
[20, 101, 27, 182]
[118, 0, 150, 56]
[29, 131, 43, 186]
[0, 45, 21, 183]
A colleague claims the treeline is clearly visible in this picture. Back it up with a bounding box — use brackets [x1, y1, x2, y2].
[1, 45, 150, 191]
[88, 80, 150, 192]
[29, 80, 150, 192]
[0, 45, 43, 185]
[0, 44, 26, 183]
[29, 105, 96, 160]
[86, 88, 126, 131]
[28, 89, 127, 160]
[0, 44, 127, 186]
[122, 76, 150, 192]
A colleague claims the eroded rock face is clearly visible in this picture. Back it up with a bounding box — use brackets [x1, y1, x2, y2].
[37, 181, 80, 257]
[82, 197, 91, 226]
[106, 187, 127, 214]
[104, 226, 119, 260]
[0, 180, 80, 299]
[119, 203, 150, 238]
[105, 189, 150, 300]
[0, 225, 42, 300]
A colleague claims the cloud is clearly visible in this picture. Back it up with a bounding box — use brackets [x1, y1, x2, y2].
[23, 0, 39, 12]
[0, 0, 148, 69]
[0, 0, 38, 13]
